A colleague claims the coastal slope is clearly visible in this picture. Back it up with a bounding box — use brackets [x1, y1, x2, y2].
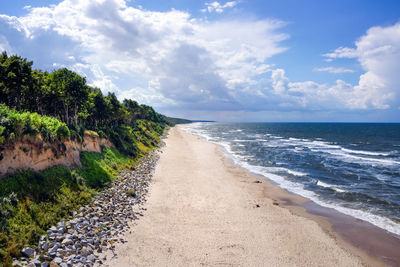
[105, 126, 365, 266]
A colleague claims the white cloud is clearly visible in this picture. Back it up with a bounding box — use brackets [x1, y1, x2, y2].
[295, 22, 400, 111]
[271, 69, 288, 94]
[0, 0, 287, 110]
[334, 22, 400, 109]
[0, 35, 12, 52]
[313, 67, 355, 74]
[323, 46, 358, 59]
[0, 0, 399, 119]
[201, 1, 238, 13]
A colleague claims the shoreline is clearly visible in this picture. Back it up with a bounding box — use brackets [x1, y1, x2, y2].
[104, 126, 387, 266]
[192, 126, 400, 266]
[221, 154, 400, 266]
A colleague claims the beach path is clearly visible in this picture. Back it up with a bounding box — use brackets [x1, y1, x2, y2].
[105, 126, 365, 266]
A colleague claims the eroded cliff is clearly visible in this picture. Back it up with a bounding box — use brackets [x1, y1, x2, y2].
[0, 131, 114, 178]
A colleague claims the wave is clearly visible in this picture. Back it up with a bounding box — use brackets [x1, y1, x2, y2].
[327, 151, 400, 166]
[264, 167, 308, 177]
[341, 148, 391, 157]
[306, 145, 400, 166]
[316, 181, 347, 193]
[233, 139, 268, 142]
[287, 169, 308, 176]
[310, 140, 341, 149]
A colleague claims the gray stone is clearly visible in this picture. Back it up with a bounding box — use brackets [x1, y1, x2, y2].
[87, 254, 96, 262]
[64, 234, 73, 240]
[30, 258, 41, 267]
[48, 251, 56, 258]
[49, 244, 59, 253]
[21, 247, 35, 257]
[53, 257, 63, 264]
[61, 238, 73, 246]
[41, 243, 48, 251]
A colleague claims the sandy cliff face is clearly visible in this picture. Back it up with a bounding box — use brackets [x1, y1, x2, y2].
[0, 133, 114, 178]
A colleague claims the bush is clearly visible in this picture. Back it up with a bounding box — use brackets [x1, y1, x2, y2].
[0, 104, 71, 143]
[56, 124, 70, 139]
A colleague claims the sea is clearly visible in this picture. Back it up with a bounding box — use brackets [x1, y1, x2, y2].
[182, 122, 400, 236]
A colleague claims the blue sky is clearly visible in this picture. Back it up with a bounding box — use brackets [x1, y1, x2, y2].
[0, 0, 399, 122]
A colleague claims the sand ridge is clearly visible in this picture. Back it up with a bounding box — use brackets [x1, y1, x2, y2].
[104, 126, 366, 266]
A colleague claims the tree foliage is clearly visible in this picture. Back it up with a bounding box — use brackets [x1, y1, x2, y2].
[0, 51, 172, 155]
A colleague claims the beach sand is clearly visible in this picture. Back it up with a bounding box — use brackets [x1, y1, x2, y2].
[103, 126, 381, 266]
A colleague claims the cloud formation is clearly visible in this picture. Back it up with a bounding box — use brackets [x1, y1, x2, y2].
[266, 21, 400, 112]
[0, 0, 287, 111]
[313, 67, 355, 74]
[201, 1, 238, 13]
[324, 22, 400, 109]
[0, 0, 399, 120]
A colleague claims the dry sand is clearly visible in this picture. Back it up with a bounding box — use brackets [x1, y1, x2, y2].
[104, 126, 372, 266]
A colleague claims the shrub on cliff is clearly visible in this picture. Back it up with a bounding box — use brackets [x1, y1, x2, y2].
[0, 104, 70, 143]
[55, 124, 70, 139]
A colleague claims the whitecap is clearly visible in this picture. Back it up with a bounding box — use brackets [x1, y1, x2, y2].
[341, 148, 390, 157]
[316, 180, 347, 193]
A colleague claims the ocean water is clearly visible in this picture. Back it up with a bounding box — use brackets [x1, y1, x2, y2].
[182, 123, 400, 236]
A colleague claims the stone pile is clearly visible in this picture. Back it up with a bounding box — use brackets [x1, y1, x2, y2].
[15, 151, 160, 267]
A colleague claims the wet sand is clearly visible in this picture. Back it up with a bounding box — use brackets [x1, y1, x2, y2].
[103, 126, 397, 266]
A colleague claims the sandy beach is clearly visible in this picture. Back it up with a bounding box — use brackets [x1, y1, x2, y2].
[103, 126, 382, 266]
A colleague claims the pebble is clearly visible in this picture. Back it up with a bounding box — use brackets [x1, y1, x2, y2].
[53, 257, 62, 264]
[22, 150, 161, 266]
[21, 247, 35, 257]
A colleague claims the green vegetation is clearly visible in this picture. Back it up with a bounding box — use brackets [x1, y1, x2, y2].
[165, 117, 192, 125]
[0, 166, 93, 264]
[77, 147, 136, 188]
[0, 51, 174, 265]
[125, 189, 137, 198]
[0, 104, 70, 144]
[0, 146, 147, 265]
[0, 51, 173, 156]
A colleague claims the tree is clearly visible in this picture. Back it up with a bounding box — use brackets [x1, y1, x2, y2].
[49, 68, 88, 126]
[88, 88, 110, 127]
[106, 92, 125, 126]
[0, 52, 34, 110]
[123, 99, 140, 125]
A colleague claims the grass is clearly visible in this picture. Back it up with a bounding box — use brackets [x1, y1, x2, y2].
[125, 189, 137, 198]
[77, 147, 135, 188]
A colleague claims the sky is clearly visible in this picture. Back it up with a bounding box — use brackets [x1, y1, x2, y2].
[0, 0, 399, 122]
